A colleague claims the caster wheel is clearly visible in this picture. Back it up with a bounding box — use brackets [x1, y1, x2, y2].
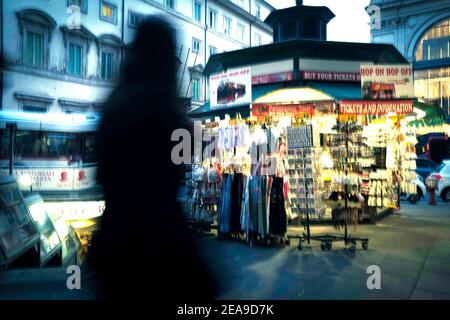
[326, 241, 332, 250]
[349, 245, 356, 253]
[320, 242, 327, 251]
[362, 241, 369, 250]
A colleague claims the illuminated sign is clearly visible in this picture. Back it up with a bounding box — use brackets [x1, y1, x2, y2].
[252, 71, 293, 85]
[360, 65, 414, 99]
[302, 71, 361, 82]
[210, 67, 252, 109]
[0, 167, 98, 191]
[252, 101, 334, 117]
[338, 100, 414, 115]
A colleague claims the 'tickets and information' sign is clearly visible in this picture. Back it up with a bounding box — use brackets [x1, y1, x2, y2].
[339, 100, 414, 115]
[210, 67, 252, 109]
[360, 65, 414, 99]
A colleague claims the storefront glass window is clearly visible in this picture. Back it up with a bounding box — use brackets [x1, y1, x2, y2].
[414, 18, 450, 115]
[415, 18, 450, 62]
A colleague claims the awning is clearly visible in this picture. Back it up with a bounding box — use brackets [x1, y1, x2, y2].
[254, 86, 333, 104]
[306, 82, 362, 100]
[188, 103, 251, 121]
[408, 100, 447, 127]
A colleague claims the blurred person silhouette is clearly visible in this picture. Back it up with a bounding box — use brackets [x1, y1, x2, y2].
[89, 17, 218, 301]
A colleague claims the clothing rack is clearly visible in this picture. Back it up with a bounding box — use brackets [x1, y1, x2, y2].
[217, 153, 288, 247]
[286, 121, 369, 252]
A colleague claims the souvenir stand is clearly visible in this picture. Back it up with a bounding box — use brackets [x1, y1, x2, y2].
[186, 95, 416, 252]
[186, 119, 228, 233]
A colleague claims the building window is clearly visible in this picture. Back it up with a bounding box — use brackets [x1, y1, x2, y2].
[414, 18, 450, 113]
[255, 33, 262, 46]
[415, 18, 450, 62]
[193, 1, 202, 22]
[17, 10, 56, 70]
[224, 16, 232, 36]
[97, 34, 122, 81]
[209, 45, 217, 56]
[100, 51, 113, 80]
[100, 1, 117, 24]
[192, 78, 200, 100]
[67, 0, 87, 14]
[165, 0, 175, 9]
[192, 38, 201, 53]
[209, 9, 217, 30]
[237, 23, 245, 42]
[23, 106, 47, 113]
[68, 43, 83, 76]
[129, 11, 144, 28]
[282, 20, 297, 40]
[255, 3, 261, 19]
[303, 19, 318, 39]
[25, 31, 44, 67]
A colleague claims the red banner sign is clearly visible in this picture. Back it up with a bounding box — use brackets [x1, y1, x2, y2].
[252, 102, 334, 117]
[302, 71, 361, 82]
[339, 100, 414, 115]
[252, 72, 293, 85]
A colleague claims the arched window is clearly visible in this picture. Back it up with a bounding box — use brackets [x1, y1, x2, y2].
[415, 18, 450, 62]
[96, 34, 124, 80]
[414, 18, 450, 115]
[16, 9, 57, 69]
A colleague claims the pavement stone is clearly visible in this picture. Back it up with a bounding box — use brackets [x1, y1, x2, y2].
[415, 271, 450, 296]
[423, 256, 450, 275]
[1, 201, 450, 299]
[410, 289, 450, 300]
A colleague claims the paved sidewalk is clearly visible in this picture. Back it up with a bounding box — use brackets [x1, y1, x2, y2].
[0, 199, 449, 300]
[198, 200, 450, 300]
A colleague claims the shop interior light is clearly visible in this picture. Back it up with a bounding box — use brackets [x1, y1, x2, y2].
[254, 87, 333, 104]
[320, 152, 334, 169]
[19, 174, 32, 188]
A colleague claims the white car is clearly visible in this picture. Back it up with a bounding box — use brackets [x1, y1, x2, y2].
[427, 159, 450, 202]
[416, 175, 427, 201]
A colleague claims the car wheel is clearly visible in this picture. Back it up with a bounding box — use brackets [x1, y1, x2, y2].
[442, 188, 450, 202]
[408, 195, 418, 204]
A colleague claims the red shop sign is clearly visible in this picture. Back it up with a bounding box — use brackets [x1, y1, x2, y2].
[252, 101, 334, 117]
[252, 72, 293, 85]
[302, 70, 361, 82]
[339, 100, 414, 115]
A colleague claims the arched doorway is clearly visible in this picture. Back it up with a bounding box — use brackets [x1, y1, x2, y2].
[413, 18, 450, 116]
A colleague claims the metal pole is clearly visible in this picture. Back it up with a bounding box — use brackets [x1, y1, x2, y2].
[7, 123, 15, 176]
[1, 0, 3, 111]
[344, 123, 349, 244]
